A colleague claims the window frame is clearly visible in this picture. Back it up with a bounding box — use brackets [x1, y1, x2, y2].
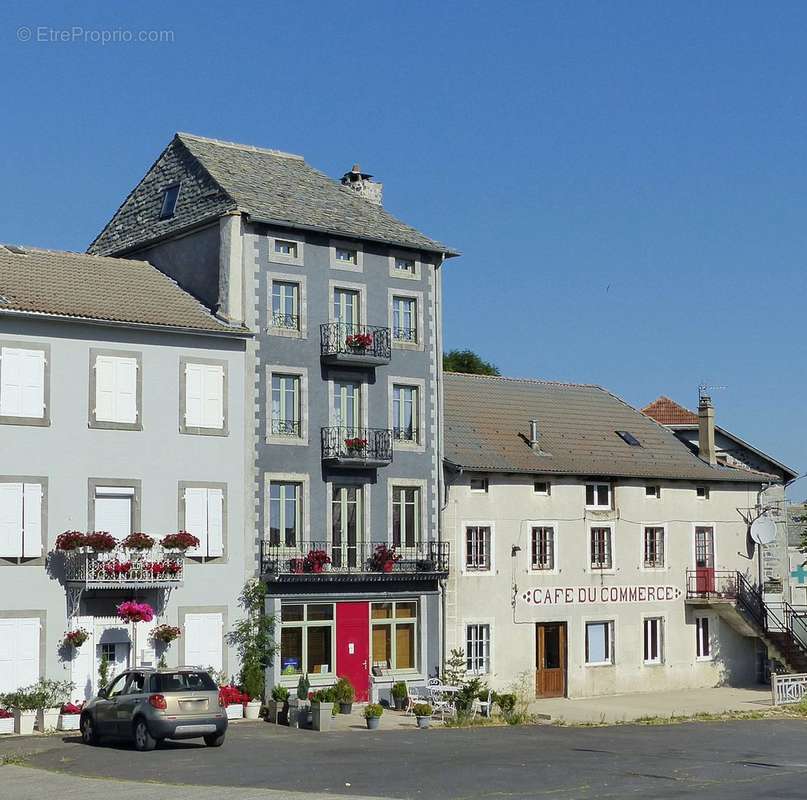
[0, 341, 50, 427]
[329, 239, 363, 272]
[696, 486, 710, 500]
[642, 524, 666, 570]
[266, 365, 308, 446]
[88, 348, 143, 431]
[178, 357, 228, 436]
[0, 476, 47, 565]
[391, 483, 422, 549]
[387, 288, 424, 351]
[530, 524, 557, 572]
[279, 602, 336, 680]
[388, 375, 426, 452]
[645, 485, 661, 499]
[469, 477, 489, 494]
[589, 526, 613, 571]
[88, 477, 141, 536]
[371, 600, 419, 674]
[533, 480, 551, 496]
[158, 183, 181, 220]
[585, 482, 611, 510]
[642, 616, 664, 665]
[695, 615, 713, 660]
[463, 523, 494, 574]
[267, 273, 307, 339]
[388, 250, 421, 280]
[267, 233, 305, 267]
[178, 481, 227, 562]
[584, 620, 615, 667]
[465, 623, 492, 675]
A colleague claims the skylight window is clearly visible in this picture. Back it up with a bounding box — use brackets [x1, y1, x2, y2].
[616, 431, 641, 447]
[159, 184, 181, 220]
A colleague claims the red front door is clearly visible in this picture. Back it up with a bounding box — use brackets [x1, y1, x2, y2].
[695, 526, 715, 594]
[336, 602, 370, 701]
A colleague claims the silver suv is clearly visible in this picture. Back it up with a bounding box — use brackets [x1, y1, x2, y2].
[80, 667, 228, 751]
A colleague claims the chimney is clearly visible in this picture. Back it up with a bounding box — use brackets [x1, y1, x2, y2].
[529, 419, 540, 449]
[698, 394, 717, 466]
[341, 163, 383, 206]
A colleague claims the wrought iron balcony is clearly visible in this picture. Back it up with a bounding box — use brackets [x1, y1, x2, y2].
[61, 547, 185, 589]
[321, 426, 393, 468]
[270, 418, 302, 438]
[260, 540, 450, 581]
[320, 323, 392, 366]
[270, 312, 300, 332]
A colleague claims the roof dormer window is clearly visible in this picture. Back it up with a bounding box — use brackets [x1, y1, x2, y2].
[159, 184, 181, 220]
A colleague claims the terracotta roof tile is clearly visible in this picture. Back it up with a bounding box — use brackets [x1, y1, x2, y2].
[641, 396, 699, 426]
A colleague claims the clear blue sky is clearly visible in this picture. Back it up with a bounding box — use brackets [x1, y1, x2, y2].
[1, 1, 804, 492]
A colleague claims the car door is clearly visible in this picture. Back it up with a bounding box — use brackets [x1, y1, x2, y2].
[115, 671, 146, 735]
[95, 673, 129, 735]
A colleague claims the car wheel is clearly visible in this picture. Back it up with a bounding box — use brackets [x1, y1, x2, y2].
[80, 714, 99, 746]
[133, 718, 157, 752]
[204, 732, 225, 747]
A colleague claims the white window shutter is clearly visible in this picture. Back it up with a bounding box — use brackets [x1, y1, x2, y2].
[17, 618, 39, 689]
[116, 358, 138, 423]
[94, 495, 133, 538]
[185, 363, 203, 427]
[71, 617, 95, 701]
[184, 613, 222, 671]
[0, 348, 22, 416]
[0, 483, 23, 557]
[0, 619, 16, 692]
[206, 489, 224, 557]
[95, 356, 116, 421]
[202, 365, 224, 429]
[19, 350, 45, 418]
[184, 488, 207, 556]
[22, 483, 42, 558]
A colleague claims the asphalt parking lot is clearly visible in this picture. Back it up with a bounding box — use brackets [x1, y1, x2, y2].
[4, 718, 807, 799]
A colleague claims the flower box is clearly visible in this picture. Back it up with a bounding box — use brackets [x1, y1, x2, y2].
[0, 714, 13, 735]
[14, 710, 36, 736]
[58, 713, 80, 731]
[244, 700, 261, 720]
[36, 707, 60, 732]
[225, 704, 244, 720]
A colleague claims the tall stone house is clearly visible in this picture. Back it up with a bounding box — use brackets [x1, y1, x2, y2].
[89, 133, 458, 700]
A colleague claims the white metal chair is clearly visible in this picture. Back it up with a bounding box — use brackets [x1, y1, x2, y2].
[403, 680, 428, 715]
[472, 689, 492, 719]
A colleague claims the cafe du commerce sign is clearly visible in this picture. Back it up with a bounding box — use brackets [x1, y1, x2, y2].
[521, 585, 683, 607]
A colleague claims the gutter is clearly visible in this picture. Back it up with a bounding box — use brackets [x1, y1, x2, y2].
[0, 308, 253, 340]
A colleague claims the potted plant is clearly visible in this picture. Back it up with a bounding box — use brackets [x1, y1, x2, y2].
[58, 702, 82, 731]
[84, 532, 117, 552]
[151, 624, 181, 645]
[34, 679, 73, 732]
[369, 544, 401, 573]
[303, 548, 331, 574]
[288, 674, 310, 728]
[161, 531, 200, 552]
[219, 685, 246, 720]
[363, 703, 383, 730]
[63, 628, 89, 649]
[413, 703, 433, 729]
[391, 681, 408, 711]
[344, 436, 368, 455]
[0, 708, 13, 735]
[334, 676, 355, 714]
[267, 685, 289, 724]
[5, 688, 38, 735]
[289, 557, 305, 574]
[121, 531, 155, 552]
[311, 688, 337, 731]
[54, 531, 86, 551]
[345, 332, 373, 350]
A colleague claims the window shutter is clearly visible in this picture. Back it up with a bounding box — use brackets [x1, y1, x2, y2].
[95, 356, 116, 421]
[22, 483, 42, 558]
[70, 617, 95, 701]
[94, 494, 133, 538]
[184, 612, 223, 672]
[184, 488, 207, 556]
[202, 365, 224, 429]
[206, 489, 224, 557]
[0, 618, 39, 692]
[0, 483, 23, 557]
[116, 358, 138, 423]
[0, 619, 16, 692]
[0, 348, 23, 416]
[19, 350, 45, 418]
[185, 363, 203, 427]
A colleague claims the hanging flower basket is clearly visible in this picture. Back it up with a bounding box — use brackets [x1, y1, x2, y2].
[54, 531, 86, 551]
[121, 532, 155, 551]
[151, 624, 181, 644]
[84, 532, 117, 552]
[161, 531, 200, 551]
[116, 601, 155, 623]
[344, 437, 368, 454]
[63, 628, 90, 649]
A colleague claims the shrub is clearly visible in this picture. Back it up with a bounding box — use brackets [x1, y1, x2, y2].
[363, 703, 383, 719]
[492, 692, 516, 715]
[270, 685, 289, 702]
[54, 531, 86, 551]
[412, 703, 432, 717]
[333, 676, 355, 704]
[296, 674, 310, 700]
[121, 531, 155, 550]
[161, 531, 201, 551]
[391, 681, 408, 699]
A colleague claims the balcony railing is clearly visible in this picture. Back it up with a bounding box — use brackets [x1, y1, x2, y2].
[685, 569, 739, 600]
[270, 418, 302, 438]
[321, 426, 393, 467]
[260, 540, 450, 580]
[62, 547, 185, 588]
[270, 312, 300, 331]
[320, 323, 392, 366]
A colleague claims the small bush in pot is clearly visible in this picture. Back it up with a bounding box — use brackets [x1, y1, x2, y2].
[363, 702, 383, 730]
[33, 679, 74, 732]
[391, 681, 408, 711]
[334, 676, 355, 714]
[296, 673, 310, 700]
[84, 532, 117, 552]
[311, 688, 337, 730]
[267, 685, 289, 724]
[413, 703, 432, 729]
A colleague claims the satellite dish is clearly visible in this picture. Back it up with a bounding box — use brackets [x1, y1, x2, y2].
[750, 515, 777, 546]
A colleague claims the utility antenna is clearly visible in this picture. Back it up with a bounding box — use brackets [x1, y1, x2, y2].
[698, 382, 726, 401]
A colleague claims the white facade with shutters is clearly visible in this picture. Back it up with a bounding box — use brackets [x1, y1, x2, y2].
[0, 315, 249, 700]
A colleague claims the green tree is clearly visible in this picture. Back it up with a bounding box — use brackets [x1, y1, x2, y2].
[443, 349, 499, 376]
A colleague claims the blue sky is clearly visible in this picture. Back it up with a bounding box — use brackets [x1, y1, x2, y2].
[1, 1, 804, 493]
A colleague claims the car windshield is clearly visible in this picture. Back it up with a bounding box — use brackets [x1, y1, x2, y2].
[150, 671, 218, 693]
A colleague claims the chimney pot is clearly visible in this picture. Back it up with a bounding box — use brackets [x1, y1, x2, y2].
[341, 164, 383, 206]
[698, 395, 717, 466]
[529, 419, 540, 448]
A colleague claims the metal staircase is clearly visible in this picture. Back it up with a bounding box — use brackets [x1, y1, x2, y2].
[686, 570, 807, 673]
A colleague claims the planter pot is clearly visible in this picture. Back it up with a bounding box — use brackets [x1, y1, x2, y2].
[244, 701, 261, 720]
[36, 707, 61, 732]
[265, 700, 280, 724]
[58, 713, 80, 731]
[0, 717, 13, 735]
[416, 715, 431, 729]
[14, 710, 36, 736]
[312, 702, 334, 731]
[287, 698, 302, 728]
[225, 704, 244, 720]
[382, 561, 394, 573]
[339, 702, 353, 715]
[393, 696, 406, 711]
[365, 715, 380, 730]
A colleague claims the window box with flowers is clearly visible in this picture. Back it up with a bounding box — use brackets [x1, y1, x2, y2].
[344, 436, 368, 456]
[84, 532, 117, 552]
[218, 686, 248, 720]
[161, 531, 201, 552]
[58, 702, 82, 731]
[369, 544, 401, 573]
[345, 332, 374, 351]
[0, 708, 13, 735]
[121, 531, 155, 552]
[55, 531, 87, 551]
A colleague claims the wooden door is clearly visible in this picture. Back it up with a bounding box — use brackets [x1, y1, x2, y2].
[695, 526, 715, 594]
[535, 623, 566, 698]
[336, 602, 370, 702]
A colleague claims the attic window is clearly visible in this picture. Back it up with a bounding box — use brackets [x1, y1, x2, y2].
[274, 240, 298, 259]
[616, 431, 641, 447]
[335, 247, 358, 265]
[159, 184, 181, 220]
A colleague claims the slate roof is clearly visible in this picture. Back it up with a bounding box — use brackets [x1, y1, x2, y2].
[444, 372, 775, 483]
[0, 245, 247, 335]
[89, 133, 457, 257]
[642, 396, 699, 426]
